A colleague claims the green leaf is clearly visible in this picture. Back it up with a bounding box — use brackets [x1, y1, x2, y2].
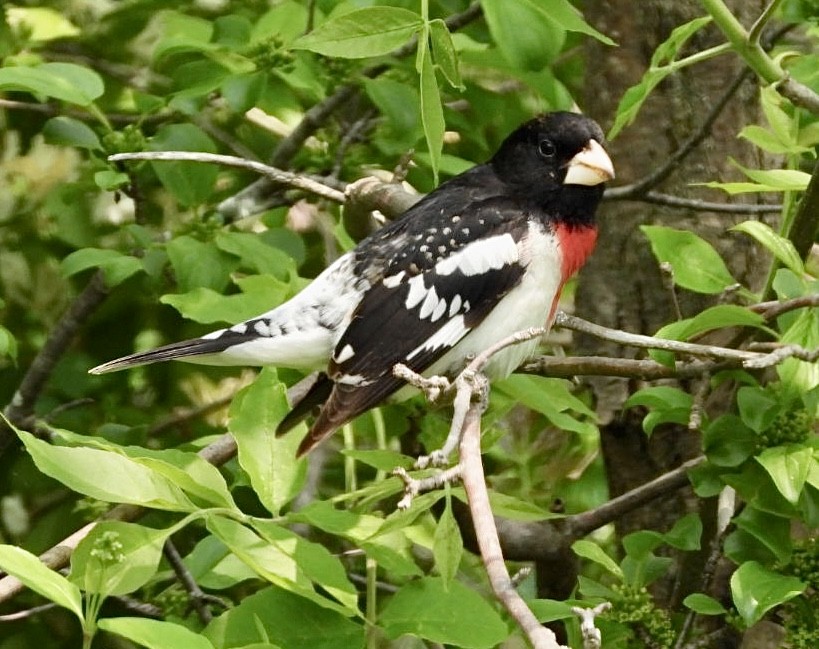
[481, 0, 566, 70]
[610, 16, 710, 139]
[651, 305, 767, 365]
[655, 305, 766, 342]
[99, 617, 215, 649]
[229, 368, 305, 515]
[641, 225, 735, 294]
[61, 248, 143, 288]
[6, 7, 80, 41]
[703, 414, 757, 467]
[429, 20, 463, 89]
[148, 124, 218, 206]
[0, 62, 104, 105]
[16, 429, 196, 511]
[292, 7, 422, 58]
[379, 577, 508, 649]
[165, 235, 237, 293]
[51, 428, 237, 510]
[70, 521, 167, 597]
[663, 513, 702, 551]
[683, 593, 727, 615]
[250, 519, 359, 614]
[161, 275, 291, 325]
[182, 536, 257, 589]
[732, 160, 811, 191]
[419, 39, 444, 184]
[0, 545, 84, 622]
[206, 516, 354, 616]
[572, 539, 623, 578]
[0, 325, 19, 363]
[215, 231, 297, 279]
[777, 305, 819, 397]
[730, 561, 804, 627]
[204, 586, 365, 649]
[433, 495, 462, 588]
[623, 386, 692, 436]
[94, 169, 130, 190]
[509, 0, 614, 47]
[731, 220, 804, 277]
[340, 449, 415, 471]
[43, 116, 102, 150]
[733, 507, 792, 563]
[736, 386, 780, 433]
[528, 598, 576, 622]
[756, 446, 813, 504]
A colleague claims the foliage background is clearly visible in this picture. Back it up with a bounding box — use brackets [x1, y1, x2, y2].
[0, 1, 817, 648]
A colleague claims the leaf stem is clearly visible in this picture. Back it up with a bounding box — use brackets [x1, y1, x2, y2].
[669, 42, 733, 71]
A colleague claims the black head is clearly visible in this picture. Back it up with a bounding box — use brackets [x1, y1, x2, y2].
[490, 112, 614, 207]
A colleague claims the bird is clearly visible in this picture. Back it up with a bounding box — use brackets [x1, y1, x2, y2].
[90, 111, 614, 457]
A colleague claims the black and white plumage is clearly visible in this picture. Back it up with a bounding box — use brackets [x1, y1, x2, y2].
[91, 112, 614, 456]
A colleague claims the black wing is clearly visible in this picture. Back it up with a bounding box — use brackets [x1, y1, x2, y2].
[297, 193, 531, 455]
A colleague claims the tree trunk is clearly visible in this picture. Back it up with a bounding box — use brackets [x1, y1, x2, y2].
[578, 0, 774, 608]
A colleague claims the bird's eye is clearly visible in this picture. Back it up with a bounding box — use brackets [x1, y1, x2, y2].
[537, 138, 556, 159]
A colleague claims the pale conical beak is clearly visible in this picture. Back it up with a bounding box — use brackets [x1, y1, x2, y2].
[563, 139, 615, 186]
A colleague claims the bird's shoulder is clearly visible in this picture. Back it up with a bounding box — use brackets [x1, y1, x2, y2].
[352, 164, 532, 284]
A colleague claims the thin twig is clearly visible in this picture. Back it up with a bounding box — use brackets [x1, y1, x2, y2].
[553, 312, 764, 362]
[108, 151, 347, 203]
[163, 539, 213, 624]
[566, 457, 706, 538]
[2, 271, 108, 455]
[604, 190, 784, 213]
[606, 69, 751, 199]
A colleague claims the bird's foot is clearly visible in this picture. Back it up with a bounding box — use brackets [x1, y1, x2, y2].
[392, 363, 451, 402]
[414, 449, 451, 470]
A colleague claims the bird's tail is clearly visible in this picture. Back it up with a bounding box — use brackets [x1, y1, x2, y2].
[89, 335, 243, 374]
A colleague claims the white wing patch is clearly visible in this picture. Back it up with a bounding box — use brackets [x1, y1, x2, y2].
[334, 343, 355, 364]
[435, 233, 519, 277]
[406, 315, 467, 360]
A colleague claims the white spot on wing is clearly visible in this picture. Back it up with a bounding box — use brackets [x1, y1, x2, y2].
[230, 323, 247, 335]
[435, 233, 519, 277]
[419, 285, 439, 319]
[406, 315, 467, 360]
[431, 297, 447, 322]
[335, 343, 355, 363]
[254, 320, 271, 336]
[337, 373, 372, 386]
[405, 275, 427, 309]
[449, 294, 462, 317]
[383, 271, 405, 288]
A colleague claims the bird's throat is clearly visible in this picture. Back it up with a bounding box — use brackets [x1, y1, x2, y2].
[555, 222, 598, 281]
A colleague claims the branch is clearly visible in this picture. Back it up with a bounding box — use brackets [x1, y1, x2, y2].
[2, 271, 108, 456]
[700, 0, 819, 114]
[522, 355, 738, 380]
[108, 151, 346, 203]
[605, 190, 783, 214]
[459, 399, 565, 649]
[565, 457, 705, 538]
[788, 157, 819, 261]
[553, 312, 764, 362]
[606, 69, 751, 199]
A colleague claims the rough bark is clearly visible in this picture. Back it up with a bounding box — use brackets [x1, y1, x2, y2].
[578, 0, 773, 608]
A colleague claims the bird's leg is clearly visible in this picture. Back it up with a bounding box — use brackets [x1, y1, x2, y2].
[393, 465, 462, 510]
[415, 368, 490, 469]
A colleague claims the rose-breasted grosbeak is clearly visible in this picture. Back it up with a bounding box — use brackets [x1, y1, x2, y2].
[91, 112, 614, 456]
